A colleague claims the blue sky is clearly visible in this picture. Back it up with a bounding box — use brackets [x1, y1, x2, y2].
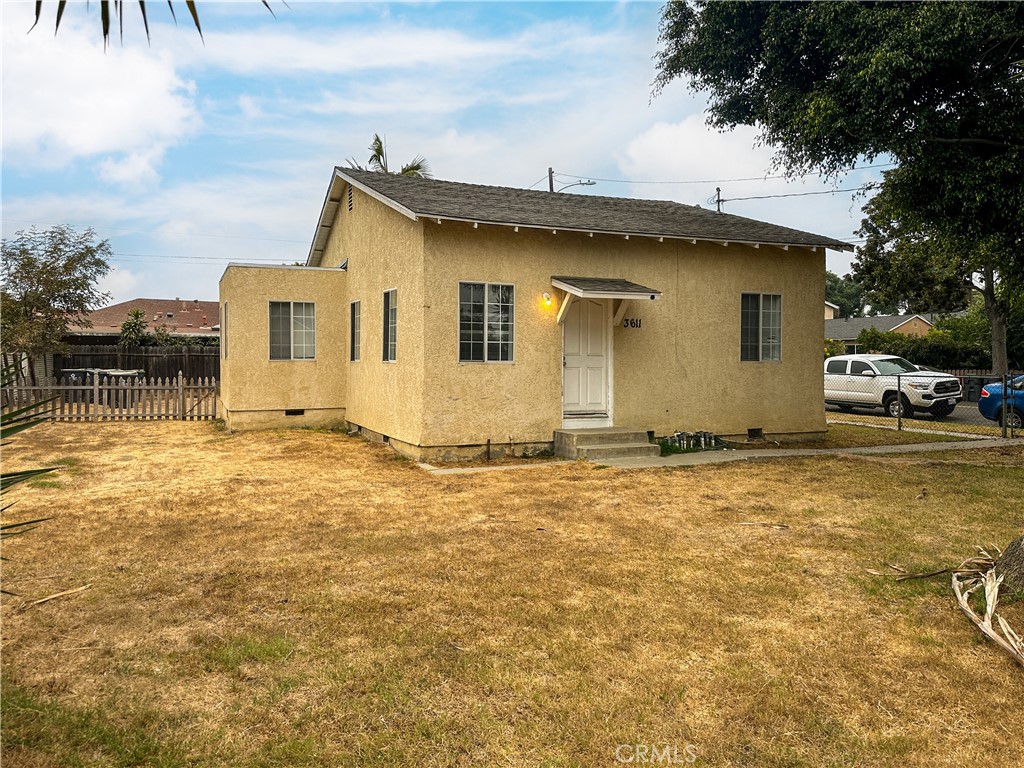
[2, 1, 882, 303]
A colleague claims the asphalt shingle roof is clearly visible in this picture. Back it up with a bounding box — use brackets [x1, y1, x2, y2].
[825, 314, 935, 340]
[552, 276, 662, 297]
[337, 168, 851, 251]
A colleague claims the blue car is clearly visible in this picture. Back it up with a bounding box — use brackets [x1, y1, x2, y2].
[978, 376, 1024, 429]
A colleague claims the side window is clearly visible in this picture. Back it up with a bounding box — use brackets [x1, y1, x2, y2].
[459, 282, 515, 362]
[269, 301, 316, 360]
[740, 293, 782, 361]
[382, 289, 397, 362]
[826, 359, 847, 374]
[850, 361, 872, 375]
[350, 301, 361, 362]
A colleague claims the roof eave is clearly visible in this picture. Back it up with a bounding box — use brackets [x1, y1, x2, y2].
[422, 213, 850, 252]
[307, 168, 421, 266]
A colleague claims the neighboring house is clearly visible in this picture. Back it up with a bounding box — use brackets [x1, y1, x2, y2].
[219, 168, 851, 459]
[65, 298, 221, 343]
[824, 300, 839, 320]
[825, 314, 936, 354]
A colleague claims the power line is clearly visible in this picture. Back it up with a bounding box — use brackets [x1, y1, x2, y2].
[526, 173, 551, 190]
[720, 186, 872, 203]
[1, 217, 307, 244]
[111, 253, 284, 266]
[554, 163, 894, 186]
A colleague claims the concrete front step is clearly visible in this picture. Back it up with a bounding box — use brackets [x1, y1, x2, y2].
[573, 442, 662, 460]
[554, 427, 660, 460]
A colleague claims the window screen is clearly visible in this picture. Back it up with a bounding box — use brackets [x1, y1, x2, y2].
[459, 282, 514, 362]
[270, 301, 315, 360]
[350, 301, 361, 361]
[383, 290, 397, 362]
[740, 293, 782, 362]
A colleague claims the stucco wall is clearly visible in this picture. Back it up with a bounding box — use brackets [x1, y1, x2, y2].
[219, 265, 347, 428]
[319, 184, 427, 446]
[893, 317, 932, 337]
[222, 188, 829, 446]
[419, 221, 826, 445]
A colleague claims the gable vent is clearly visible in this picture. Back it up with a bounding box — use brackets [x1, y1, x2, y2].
[347, 184, 354, 212]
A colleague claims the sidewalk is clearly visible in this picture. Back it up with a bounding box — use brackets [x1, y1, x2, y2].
[601, 437, 1024, 469]
[418, 437, 1024, 475]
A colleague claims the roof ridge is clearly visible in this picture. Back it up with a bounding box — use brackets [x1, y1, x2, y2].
[338, 166, 705, 211]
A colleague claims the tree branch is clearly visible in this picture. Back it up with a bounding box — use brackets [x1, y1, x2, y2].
[922, 136, 1023, 149]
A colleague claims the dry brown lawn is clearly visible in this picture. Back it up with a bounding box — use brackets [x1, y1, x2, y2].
[2, 422, 1022, 768]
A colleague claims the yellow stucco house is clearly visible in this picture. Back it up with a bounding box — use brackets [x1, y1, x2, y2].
[219, 168, 851, 460]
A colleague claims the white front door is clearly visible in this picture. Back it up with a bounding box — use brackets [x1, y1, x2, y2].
[562, 298, 608, 415]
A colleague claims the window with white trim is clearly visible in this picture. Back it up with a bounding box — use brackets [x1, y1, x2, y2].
[350, 301, 361, 361]
[270, 301, 316, 360]
[382, 289, 397, 362]
[459, 282, 514, 362]
[740, 293, 781, 362]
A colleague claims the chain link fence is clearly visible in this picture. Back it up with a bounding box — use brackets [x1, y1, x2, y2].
[825, 367, 1021, 439]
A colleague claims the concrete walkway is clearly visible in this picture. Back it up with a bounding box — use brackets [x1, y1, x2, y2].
[417, 437, 1024, 475]
[601, 437, 1024, 469]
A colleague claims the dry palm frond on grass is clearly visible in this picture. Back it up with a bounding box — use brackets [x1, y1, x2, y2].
[952, 546, 1024, 668]
[872, 546, 1024, 668]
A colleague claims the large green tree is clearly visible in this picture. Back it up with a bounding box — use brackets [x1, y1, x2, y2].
[1, 226, 111, 384]
[852, 171, 1018, 370]
[825, 271, 865, 318]
[655, 1, 1024, 371]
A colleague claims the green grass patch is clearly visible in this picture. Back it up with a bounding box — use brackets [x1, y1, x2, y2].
[819, 423, 965, 448]
[0, 676, 187, 768]
[203, 633, 295, 672]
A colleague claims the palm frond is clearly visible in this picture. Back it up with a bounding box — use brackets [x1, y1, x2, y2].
[36, 1, 276, 44]
[368, 133, 388, 173]
[0, 467, 61, 493]
[400, 155, 432, 179]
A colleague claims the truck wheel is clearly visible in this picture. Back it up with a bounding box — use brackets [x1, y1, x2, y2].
[929, 402, 955, 418]
[884, 393, 913, 419]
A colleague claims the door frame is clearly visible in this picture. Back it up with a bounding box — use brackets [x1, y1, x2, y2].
[561, 297, 614, 428]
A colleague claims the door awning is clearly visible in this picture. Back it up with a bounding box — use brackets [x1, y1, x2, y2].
[551, 276, 662, 300]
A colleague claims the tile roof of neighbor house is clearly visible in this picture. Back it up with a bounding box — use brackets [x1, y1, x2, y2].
[308, 168, 854, 264]
[825, 314, 936, 340]
[67, 298, 220, 337]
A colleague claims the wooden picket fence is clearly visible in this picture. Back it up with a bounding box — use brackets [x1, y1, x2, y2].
[1, 373, 217, 422]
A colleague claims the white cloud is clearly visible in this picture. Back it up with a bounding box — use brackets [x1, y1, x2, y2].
[172, 21, 617, 77]
[618, 116, 780, 196]
[98, 266, 144, 303]
[0, 3, 200, 183]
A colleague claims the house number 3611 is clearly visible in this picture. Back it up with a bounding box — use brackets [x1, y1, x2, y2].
[623, 318, 642, 328]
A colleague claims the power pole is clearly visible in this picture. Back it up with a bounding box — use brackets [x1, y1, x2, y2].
[548, 167, 554, 193]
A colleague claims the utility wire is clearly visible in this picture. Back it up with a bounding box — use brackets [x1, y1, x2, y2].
[720, 186, 872, 203]
[111, 256, 284, 264]
[526, 173, 552, 190]
[1, 217, 307, 244]
[554, 163, 894, 186]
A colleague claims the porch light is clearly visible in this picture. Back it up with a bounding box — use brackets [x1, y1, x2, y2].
[543, 292, 552, 306]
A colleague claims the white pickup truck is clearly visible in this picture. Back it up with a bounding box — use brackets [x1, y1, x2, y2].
[824, 354, 962, 418]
